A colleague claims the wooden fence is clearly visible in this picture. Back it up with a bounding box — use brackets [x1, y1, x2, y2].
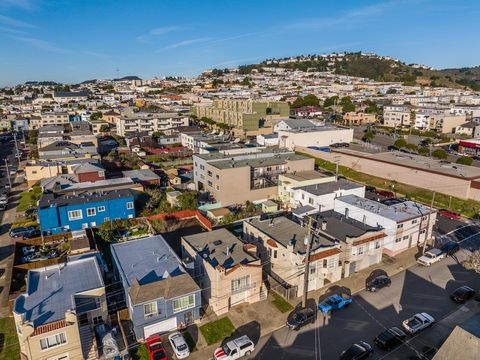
[265, 271, 298, 301]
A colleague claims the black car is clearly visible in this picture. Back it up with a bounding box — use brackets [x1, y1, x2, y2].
[450, 286, 476, 303]
[9, 226, 36, 238]
[340, 341, 373, 360]
[366, 275, 391, 292]
[374, 327, 406, 351]
[441, 241, 460, 256]
[286, 307, 316, 330]
[365, 186, 376, 192]
[23, 229, 41, 240]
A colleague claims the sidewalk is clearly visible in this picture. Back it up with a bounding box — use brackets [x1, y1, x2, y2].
[187, 247, 420, 360]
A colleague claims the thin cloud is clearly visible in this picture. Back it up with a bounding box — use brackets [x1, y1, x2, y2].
[0, 26, 27, 34]
[211, 32, 260, 44]
[14, 36, 108, 58]
[0, 0, 38, 11]
[157, 37, 211, 52]
[212, 56, 264, 67]
[284, 1, 395, 30]
[136, 25, 186, 43]
[0, 14, 35, 28]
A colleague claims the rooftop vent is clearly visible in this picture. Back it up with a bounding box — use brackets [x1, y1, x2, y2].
[213, 240, 222, 246]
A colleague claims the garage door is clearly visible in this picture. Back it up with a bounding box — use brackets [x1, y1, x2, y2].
[230, 291, 246, 307]
[144, 317, 177, 338]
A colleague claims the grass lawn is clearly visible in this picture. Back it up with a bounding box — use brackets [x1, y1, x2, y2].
[298, 152, 480, 218]
[0, 317, 20, 360]
[17, 185, 42, 212]
[131, 344, 149, 360]
[271, 291, 294, 313]
[199, 317, 236, 346]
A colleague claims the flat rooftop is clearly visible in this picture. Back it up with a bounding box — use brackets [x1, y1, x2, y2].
[296, 179, 363, 196]
[14, 257, 104, 326]
[281, 170, 333, 182]
[211, 153, 309, 170]
[39, 188, 133, 208]
[246, 216, 335, 254]
[336, 194, 435, 222]
[334, 149, 480, 179]
[182, 228, 257, 269]
[279, 125, 350, 134]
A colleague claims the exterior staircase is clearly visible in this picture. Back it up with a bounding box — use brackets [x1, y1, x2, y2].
[79, 325, 98, 360]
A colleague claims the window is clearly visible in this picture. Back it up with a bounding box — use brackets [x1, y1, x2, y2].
[144, 302, 158, 318]
[207, 180, 213, 187]
[40, 333, 67, 350]
[374, 241, 381, 249]
[231, 275, 250, 292]
[207, 170, 212, 177]
[216, 175, 220, 180]
[273, 250, 277, 259]
[86, 208, 96, 217]
[216, 185, 220, 191]
[420, 229, 426, 234]
[68, 210, 82, 221]
[126, 202, 134, 210]
[327, 257, 336, 269]
[397, 223, 403, 229]
[412, 219, 418, 224]
[395, 237, 402, 243]
[97, 206, 106, 212]
[323, 259, 328, 268]
[403, 235, 410, 240]
[357, 246, 364, 255]
[173, 294, 195, 313]
[309, 265, 316, 274]
[104, 217, 109, 222]
[308, 198, 314, 205]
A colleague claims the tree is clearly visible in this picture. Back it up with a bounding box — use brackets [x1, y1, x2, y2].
[431, 149, 448, 159]
[177, 191, 198, 210]
[405, 143, 418, 152]
[386, 88, 397, 94]
[98, 222, 117, 243]
[463, 250, 480, 273]
[323, 96, 339, 109]
[364, 100, 381, 115]
[99, 124, 109, 133]
[78, 104, 86, 110]
[340, 96, 355, 113]
[456, 156, 473, 166]
[90, 111, 103, 121]
[418, 147, 430, 156]
[394, 138, 407, 148]
[362, 131, 375, 142]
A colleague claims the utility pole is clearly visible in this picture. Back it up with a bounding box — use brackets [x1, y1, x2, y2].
[302, 216, 314, 309]
[422, 191, 436, 254]
[334, 156, 340, 180]
[4, 159, 12, 189]
[13, 132, 21, 163]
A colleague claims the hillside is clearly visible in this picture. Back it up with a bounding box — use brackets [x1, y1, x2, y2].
[235, 52, 480, 91]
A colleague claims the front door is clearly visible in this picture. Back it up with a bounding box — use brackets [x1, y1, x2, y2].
[184, 311, 194, 325]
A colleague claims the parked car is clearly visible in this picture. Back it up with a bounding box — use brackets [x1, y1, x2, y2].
[213, 335, 254, 360]
[307, 146, 322, 150]
[23, 229, 41, 240]
[0, 203, 6, 211]
[366, 274, 391, 292]
[318, 294, 352, 314]
[146, 334, 168, 360]
[286, 307, 316, 330]
[365, 186, 376, 192]
[168, 332, 190, 359]
[373, 327, 406, 351]
[9, 226, 36, 238]
[22, 253, 48, 263]
[450, 286, 476, 303]
[375, 190, 395, 198]
[417, 248, 445, 266]
[339, 341, 373, 360]
[402, 313, 434, 334]
[438, 209, 461, 220]
[441, 241, 460, 256]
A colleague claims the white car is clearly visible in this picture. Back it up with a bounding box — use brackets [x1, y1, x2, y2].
[402, 312, 435, 334]
[417, 248, 445, 266]
[214, 335, 254, 360]
[168, 332, 190, 359]
[22, 246, 36, 256]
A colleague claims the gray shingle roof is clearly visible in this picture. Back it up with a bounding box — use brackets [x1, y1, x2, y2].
[295, 179, 364, 196]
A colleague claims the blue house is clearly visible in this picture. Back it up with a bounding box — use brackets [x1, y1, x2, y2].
[111, 235, 201, 341]
[38, 189, 135, 234]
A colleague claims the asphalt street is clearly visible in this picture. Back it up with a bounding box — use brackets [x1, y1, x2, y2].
[252, 226, 480, 360]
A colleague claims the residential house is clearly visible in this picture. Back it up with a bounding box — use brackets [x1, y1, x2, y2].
[334, 195, 436, 256]
[38, 189, 135, 234]
[455, 121, 480, 138]
[182, 229, 264, 315]
[243, 216, 342, 297]
[122, 169, 161, 187]
[343, 112, 376, 126]
[38, 141, 99, 162]
[13, 256, 107, 360]
[278, 126, 354, 150]
[111, 236, 201, 340]
[278, 170, 336, 205]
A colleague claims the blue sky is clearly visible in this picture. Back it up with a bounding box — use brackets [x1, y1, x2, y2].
[0, 0, 479, 86]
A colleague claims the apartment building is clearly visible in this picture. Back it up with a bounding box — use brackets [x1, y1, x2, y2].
[13, 256, 107, 360]
[278, 126, 354, 150]
[455, 121, 480, 138]
[112, 236, 201, 340]
[243, 216, 342, 297]
[38, 141, 99, 162]
[192, 99, 289, 134]
[53, 91, 89, 103]
[30, 112, 70, 129]
[334, 195, 436, 256]
[383, 106, 412, 128]
[278, 170, 336, 205]
[38, 189, 135, 234]
[115, 112, 188, 136]
[414, 109, 467, 133]
[311, 211, 386, 277]
[193, 149, 314, 206]
[343, 112, 377, 126]
[182, 229, 264, 315]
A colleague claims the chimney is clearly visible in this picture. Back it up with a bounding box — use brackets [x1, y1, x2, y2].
[304, 235, 309, 246]
[226, 246, 230, 257]
[345, 208, 349, 219]
[321, 220, 327, 231]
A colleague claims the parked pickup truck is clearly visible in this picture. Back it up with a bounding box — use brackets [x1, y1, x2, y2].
[213, 335, 255, 360]
[417, 248, 445, 266]
[402, 312, 435, 334]
[318, 294, 352, 314]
